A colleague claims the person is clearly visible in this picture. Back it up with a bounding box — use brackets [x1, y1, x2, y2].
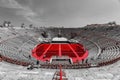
[82, 59, 84, 64]
[0, 54, 2, 62]
[21, 23, 25, 28]
[36, 60, 39, 65]
[28, 55, 31, 59]
[85, 59, 88, 63]
[41, 31, 48, 38]
[27, 64, 34, 70]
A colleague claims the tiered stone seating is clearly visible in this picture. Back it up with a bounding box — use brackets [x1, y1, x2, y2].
[76, 27, 120, 66]
[0, 35, 39, 64]
[0, 25, 120, 68]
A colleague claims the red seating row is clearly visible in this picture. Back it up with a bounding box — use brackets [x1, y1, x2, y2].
[0, 54, 32, 66]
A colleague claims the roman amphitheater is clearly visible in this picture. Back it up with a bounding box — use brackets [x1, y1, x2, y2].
[0, 22, 120, 80]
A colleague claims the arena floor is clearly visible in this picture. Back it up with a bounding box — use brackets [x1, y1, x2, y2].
[32, 43, 88, 63]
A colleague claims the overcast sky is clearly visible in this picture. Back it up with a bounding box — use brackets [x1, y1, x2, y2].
[0, 0, 120, 27]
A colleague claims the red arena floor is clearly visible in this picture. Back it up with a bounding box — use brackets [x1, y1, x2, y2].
[32, 43, 88, 63]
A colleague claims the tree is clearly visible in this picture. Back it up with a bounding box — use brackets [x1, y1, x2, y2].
[29, 24, 33, 28]
[21, 23, 25, 28]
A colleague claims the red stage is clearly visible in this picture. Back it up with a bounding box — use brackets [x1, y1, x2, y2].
[32, 43, 88, 63]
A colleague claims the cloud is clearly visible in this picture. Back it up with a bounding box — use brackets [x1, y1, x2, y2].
[0, 0, 22, 9]
[0, 0, 120, 27]
[0, 0, 42, 25]
[17, 9, 43, 24]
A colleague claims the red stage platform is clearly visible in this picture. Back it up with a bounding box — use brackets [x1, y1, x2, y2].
[32, 43, 88, 63]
